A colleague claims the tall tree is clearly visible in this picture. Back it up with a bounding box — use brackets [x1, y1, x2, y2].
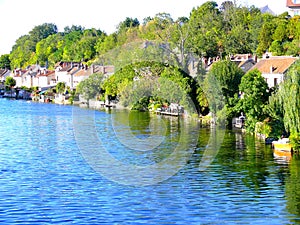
[0, 54, 11, 69]
[206, 60, 244, 101]
[29, 23, 58, 48]
[276, 61, 300, 148]
[5, 76, 16, 97]
[239, 69, 269, 131]
[187, 1, 223, 58]
[76, 73, 105, 103]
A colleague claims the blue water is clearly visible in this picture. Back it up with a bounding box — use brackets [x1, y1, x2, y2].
[0, 98, 299, 224]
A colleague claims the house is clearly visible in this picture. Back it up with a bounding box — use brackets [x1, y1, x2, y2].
[287, 0, 300, 16]
[72, 65, 114, 88]
[22, 65, 42, 88]
[55, 62, 115, 89]
[230, 54, 257, 73]
[250, 56, 299, 88]
[54, 62, 81, 89]
[12, 68, 27, 88]
[35, 69, 56, 90]
[0, 69, 11, 89]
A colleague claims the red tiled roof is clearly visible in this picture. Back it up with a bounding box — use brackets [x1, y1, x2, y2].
[251, 57, 298, 74]
[287, 0, 300, 7]
[37, 70, 55, 77]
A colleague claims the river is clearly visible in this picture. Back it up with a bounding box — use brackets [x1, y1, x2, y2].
[0, 98, 299, 224]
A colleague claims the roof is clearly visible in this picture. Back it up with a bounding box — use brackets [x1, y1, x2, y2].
[250, 57, 299, 74]
[36, 70, 55, 77]
[238, 59, 256, 73]
[287, 0, 300, 7]
[0, 69, 9, 76]
[260, 5, 275, 15]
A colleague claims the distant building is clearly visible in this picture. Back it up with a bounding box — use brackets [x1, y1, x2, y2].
[230, 54, 257, 73]
[287, 0, 300, 16]
[259, 5, 275, 15]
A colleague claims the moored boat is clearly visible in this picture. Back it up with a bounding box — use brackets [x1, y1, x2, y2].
[272, 138, 292, 152]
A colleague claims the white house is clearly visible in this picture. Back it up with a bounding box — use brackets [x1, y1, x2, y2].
[55, 62, 81, 89]
[0, 69, 11, 88]
[287, 0, 300, 16]
[250, 56, 299, 88]
[36, 69, 56, 89]
[73, 65, 115, 88]
[12, 68, 27, 88]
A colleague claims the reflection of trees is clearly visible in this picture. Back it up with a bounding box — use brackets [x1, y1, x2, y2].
[109, 110, 199, 165]
[285, 155, 300, 221]
[196, 131, 275, 192]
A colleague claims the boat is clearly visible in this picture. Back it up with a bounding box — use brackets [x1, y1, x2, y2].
[273, 148, 292, 161]
[272, 138, 292, 152]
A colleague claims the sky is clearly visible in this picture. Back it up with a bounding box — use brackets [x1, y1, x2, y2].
[0, 0, 288, 55]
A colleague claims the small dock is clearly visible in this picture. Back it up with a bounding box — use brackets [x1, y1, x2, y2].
[155, 110, 182, 117]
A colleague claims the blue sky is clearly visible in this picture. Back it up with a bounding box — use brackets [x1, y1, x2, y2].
[0, 0, 288, 55]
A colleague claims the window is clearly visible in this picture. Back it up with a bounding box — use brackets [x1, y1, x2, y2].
[274, 78, 278, 86]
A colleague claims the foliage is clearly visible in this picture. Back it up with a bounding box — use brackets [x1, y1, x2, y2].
[3, 2, 300, 71]
[187, 1, 223, 58]
[56, 82, 66, 94]
[255, 121, 272, 137]
[76, 73, 105, 101]
[0, 54, 11, 69]
[275, 61, 300, 143]
[5, 76, 16, 88]
[239, 69, 270, 132]
[207, 60, 244, 101]
[103, 61, 206, 114]
[5, 76, 16, 97]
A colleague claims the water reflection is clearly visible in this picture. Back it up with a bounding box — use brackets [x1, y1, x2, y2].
[1, 99, 300, 223]
[284, 155, 300, 222]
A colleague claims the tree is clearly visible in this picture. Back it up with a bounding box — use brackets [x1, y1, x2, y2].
[275, 60, 300, 148]
[238, 69, 270, 132]
[205, 60, 244, 124]
[187, 1, 223, 58]
[0, 54, 11, 69]
[76, 73, 105, 102]
[207, 60, 244, 101]
[256, 15, 276, 56]
[5, 76, 16, 97]
[56, 82, 66, 94]
[29, 23, 58, 48]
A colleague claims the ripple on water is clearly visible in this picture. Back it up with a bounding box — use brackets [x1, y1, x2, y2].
[0, 99, 299, 224]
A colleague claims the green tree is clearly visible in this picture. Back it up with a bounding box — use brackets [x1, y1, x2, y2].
[5, 76, 16, 97]
[187, 1, 223, 58]
[56, 82, 66, 94]
[207, 60, 244, 101]
[10, 35, 35, 68]
[0, 54, 11, 69]
[76, 73, 105, 102]
[205, 60, 244, 124]
[276, 61, 300, 148]
[256, 15, 276, 56]
[239, 69, 270, 132]
[29, 23, 58, 49]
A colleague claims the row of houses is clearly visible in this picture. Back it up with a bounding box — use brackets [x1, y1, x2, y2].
[0, 54, 299, 95]
[0, 62, 114, 91]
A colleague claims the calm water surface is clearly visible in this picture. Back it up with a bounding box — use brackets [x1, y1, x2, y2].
[0, 98, 300, 224]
